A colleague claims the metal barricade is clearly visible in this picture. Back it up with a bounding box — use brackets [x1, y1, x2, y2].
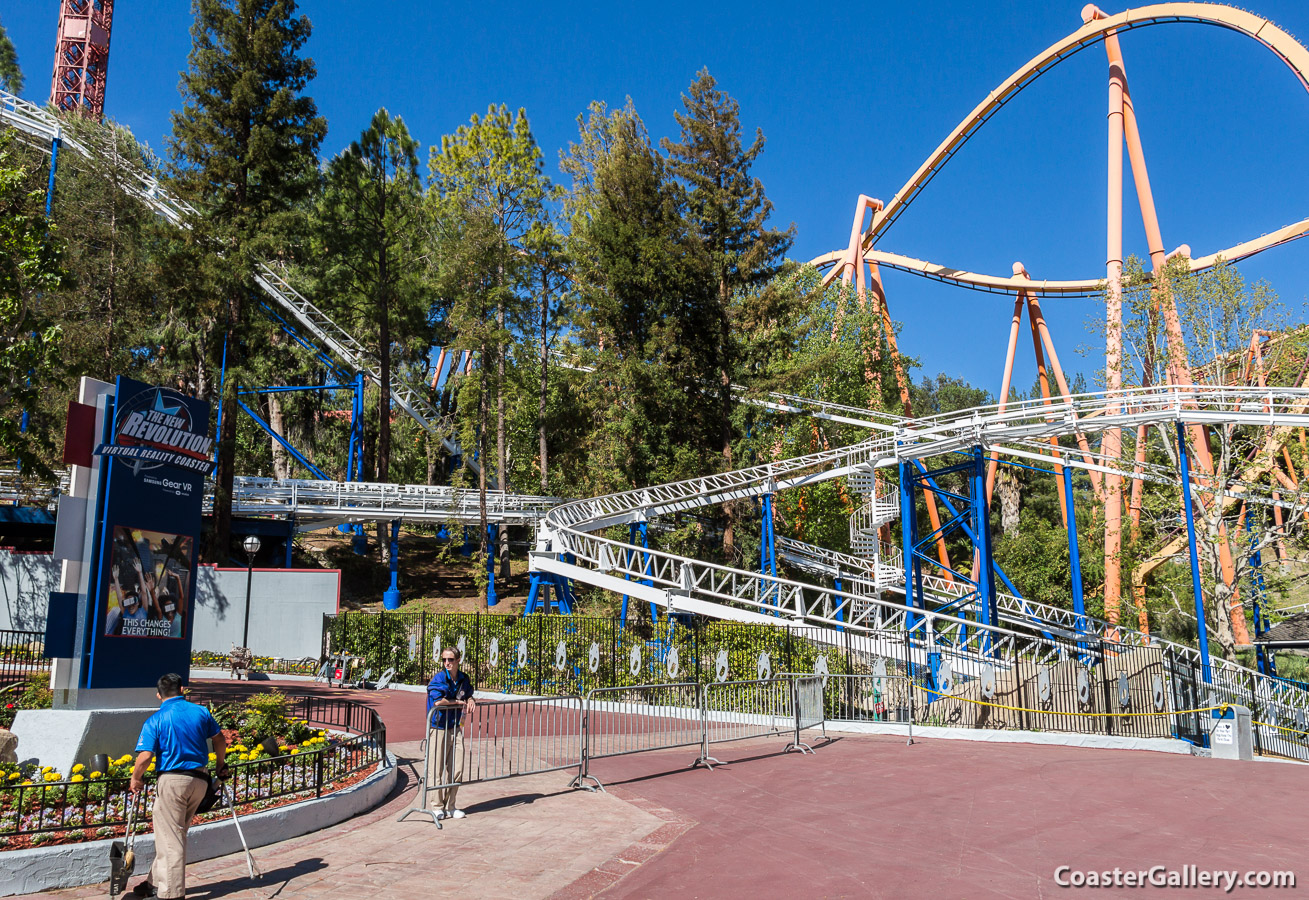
[399, 695, 583, 827]
[577, 682, 703, 790]
[791, 675, 826, 752]
[699, 678, 799, 766]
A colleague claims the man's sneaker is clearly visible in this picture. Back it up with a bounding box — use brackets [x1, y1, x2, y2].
[448, 809, 466, 819]
[132, 882, 157, 898]
[432, 809, 446, 820]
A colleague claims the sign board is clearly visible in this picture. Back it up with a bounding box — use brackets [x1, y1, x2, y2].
[81, 377, 212, 689]
[1213, 721, 1234, 745]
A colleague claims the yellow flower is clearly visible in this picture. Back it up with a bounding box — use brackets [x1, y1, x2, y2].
[40, 766, 51, 773]
[72, 764, 85, 774]
[207, 753, 216, 761]
[147, 763, 155, 771]
[20, 780, 31, 786]
[238, 753, 249, 761]
[71, 774, 84, 783]
[6, 772, 18, 781]
[290, 749, 299, 755]
[90, 771, 103, 779]
[43, 772, 59, 782]
[278, 746, 288, 752]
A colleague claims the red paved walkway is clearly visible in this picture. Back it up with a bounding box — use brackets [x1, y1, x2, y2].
[579, 733, 1307, 898]
[82, 681, 1301, 898]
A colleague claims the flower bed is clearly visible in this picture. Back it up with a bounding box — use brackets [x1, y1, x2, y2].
[191, 651, 321, 677]
[0, 691, 385, 850]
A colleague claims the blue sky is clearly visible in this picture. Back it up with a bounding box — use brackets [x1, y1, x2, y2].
[3, 0, 1307, 397]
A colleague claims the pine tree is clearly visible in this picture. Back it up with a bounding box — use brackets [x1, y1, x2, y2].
[0, 20, 22, 94]
[563, 100, 718, 492]
[168, 0, 325, 562]
[0, 137, 62, 473]
[662, 69, 794, 560]
[316, 109, 428, 485]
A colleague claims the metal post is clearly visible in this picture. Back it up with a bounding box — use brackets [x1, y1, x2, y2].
[1176, 423, 1213, 685]
[1246, 510, 1273, 676]
[1064, 466, 1087, 641]
[242, 558, 254, 649]
[383, 520, 401, 610]
[761, 493, 776, 578]
[899, 460, 918, 630]
[970, 447, 998, 650]
[45, 133, 61, 219]
[903, 628, 915, 746]
[621, 523, 637, 625]
[486, 524, 498, 607]
[348, 372, 364, 482]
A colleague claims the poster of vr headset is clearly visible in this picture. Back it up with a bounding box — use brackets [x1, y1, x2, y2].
[85, 377, 213, 689]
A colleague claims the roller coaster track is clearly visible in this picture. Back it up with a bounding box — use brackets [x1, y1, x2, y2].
[811, 2, 1309, 295]
[535, 385, 1309, 734]
[0, 88, 473, 472]
[220, 475, 558, 528]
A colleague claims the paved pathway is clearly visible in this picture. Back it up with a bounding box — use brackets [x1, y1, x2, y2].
[39, 740, 682, 900]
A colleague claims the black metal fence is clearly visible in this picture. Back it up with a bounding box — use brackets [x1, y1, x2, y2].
[0, 629, 49, 688]
[322, 610, 850, 694]
[321, 610, 1309, 758]
[0, 693, 386, 840]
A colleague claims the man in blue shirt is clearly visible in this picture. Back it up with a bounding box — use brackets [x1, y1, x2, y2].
[129, 673, 229, 899]
[425, 646, 475, 819]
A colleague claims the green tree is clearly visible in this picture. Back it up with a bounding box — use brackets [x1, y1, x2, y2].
[662, 68, 794, 560]
[168, 0, 326, 562]
[0, 20, 22, 94]
[316, 108, 428, 485]
[0, 138, 62, 472]
[562, 100, 718, 493]
[429, 104, 552, 577]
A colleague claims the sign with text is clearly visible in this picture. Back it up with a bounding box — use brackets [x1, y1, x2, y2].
[83, 377, 212, 689]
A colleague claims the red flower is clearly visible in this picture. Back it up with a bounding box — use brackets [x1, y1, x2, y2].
[4, 704, 12, 709]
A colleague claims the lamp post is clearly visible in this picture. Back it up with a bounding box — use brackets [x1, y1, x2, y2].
[241, 534, 261, 649]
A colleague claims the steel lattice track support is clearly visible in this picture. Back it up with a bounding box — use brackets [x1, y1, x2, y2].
[51, 0, 114, 118]
[899, 449, 1000, 659]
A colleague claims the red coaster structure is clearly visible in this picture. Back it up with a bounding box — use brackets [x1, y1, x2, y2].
[50, 0, 115, 118]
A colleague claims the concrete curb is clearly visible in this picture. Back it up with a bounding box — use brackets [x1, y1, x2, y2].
[821, 719, 1196, 754]
[0, 752, 398, 897]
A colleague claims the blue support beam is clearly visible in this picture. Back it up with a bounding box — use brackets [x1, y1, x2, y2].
[486, 523, 499, 607]
[236, 399, 330, 480]
[1246, 510, 1276, 677]
[620, 522, 653, 626]
[899, 460, 919, 630]
[1064, 466, 1087, 640]
[383, 520, 401, 610]
[1177, 423, 1213, 685]
[45, 134, 60, 219]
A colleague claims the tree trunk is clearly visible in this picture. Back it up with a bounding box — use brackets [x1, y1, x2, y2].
[497, 286, 509, 579]
[718, 279, 736, 561]
[539, 272, 550, 494]
[377, 200, 392, 484]
[996, 468, 1020, 535]
[268, 393, 291, 480]
[478, 337, 489, 613]
[208, 287, 243, 565]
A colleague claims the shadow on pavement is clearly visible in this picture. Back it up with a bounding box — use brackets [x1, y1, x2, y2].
[184, 857, 328, 900]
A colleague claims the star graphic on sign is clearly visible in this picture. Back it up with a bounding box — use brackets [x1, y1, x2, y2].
[152, 390, 183, 417]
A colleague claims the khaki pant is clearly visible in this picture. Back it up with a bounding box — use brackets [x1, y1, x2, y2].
[425, 726, 464, 813]
[150, 773, 208, 899]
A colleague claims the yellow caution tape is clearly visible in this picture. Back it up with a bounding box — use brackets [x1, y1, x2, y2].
[914, 684, 1226, 719]
[1251, 719, 1309, 736]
